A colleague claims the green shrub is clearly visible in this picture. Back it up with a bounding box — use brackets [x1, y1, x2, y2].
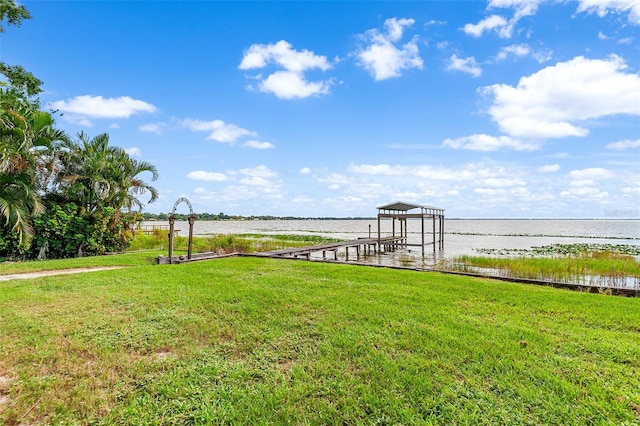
[0, 202, 136, 260]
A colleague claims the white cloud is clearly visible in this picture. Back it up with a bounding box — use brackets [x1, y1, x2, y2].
[188, 165, 285, 204]
[606, 138, 640, 150]
[425, 19, 447, 27]
[239, 40, 331, 72]
[576, 0, 640, 24]
[355, 17, 424, 81]
[532, 49, 553, 63]
[178, 118, 257, 143]
[482, 55, 640, 139]
[495, 44, 530, 61]
[316, 173, 353, 185]
[348, 164, 404, 176]
[463, 0, 542, 38]
[187, 171, 228, 182]
[348, 162, 517, 183]
[242, 140, 275, 149]
[537, 164, 561, 173]
[139, 122, 167, 135]
[621, 185, 640, 195]
[239, 176, 273, 187]
[570, 179, 596, 187]
[568, 167, 614, 179]
[299, 167, 311, 174]
[495, 44, 551, 63]
[384, 17, 416, 42]
[50, 95, 157, 126]
[239, 40, 333, 99]
[482, 177, 527, 187]
[446, 54, 482, 77]
[443, 134, 540, 151]
[488, 0, 542, 15]
[258, 71, 331, 99]
[598, 31, 611, 40]
[125, 147, 142, 157]
[463, 15, 508, 37]
[238, 165, 277, 178]
[474, 187, 504, 196]
[560, 187, 609, 199]
[468, 0, 640, 41]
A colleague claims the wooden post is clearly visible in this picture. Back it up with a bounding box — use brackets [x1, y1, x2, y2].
[377, 214, 381, 252]
[421, 212, 425, 257]
[392, 218, 395, 249]
[187, 214, 195, 260]
[168, 215, 175, 264]
[441, 215, 445, 249]
[432, 215, 436, 251]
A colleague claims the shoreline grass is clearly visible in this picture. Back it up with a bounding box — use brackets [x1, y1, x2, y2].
[126, 232, 343, 254]
[1, 256, 639, 424]
[448, 250, 640, 289]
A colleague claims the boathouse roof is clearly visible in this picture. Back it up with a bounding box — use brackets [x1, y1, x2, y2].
[377, 201, 444, 214]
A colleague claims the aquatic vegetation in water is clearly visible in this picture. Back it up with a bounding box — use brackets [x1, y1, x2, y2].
[446, 247, 640, 289]
[474, 243, 640, 257]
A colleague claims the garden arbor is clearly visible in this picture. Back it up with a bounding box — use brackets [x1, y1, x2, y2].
[168, 197, 196, 263]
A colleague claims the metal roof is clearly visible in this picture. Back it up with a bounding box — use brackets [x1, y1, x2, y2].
[377, 201, 444, 212]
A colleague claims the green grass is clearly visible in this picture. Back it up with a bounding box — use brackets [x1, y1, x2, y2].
[1, 256, 639, 424]
[0, 251, 160, 275]
[453, 251, 640, 283]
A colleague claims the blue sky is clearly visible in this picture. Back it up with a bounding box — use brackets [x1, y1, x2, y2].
[4, 0, 639, 218]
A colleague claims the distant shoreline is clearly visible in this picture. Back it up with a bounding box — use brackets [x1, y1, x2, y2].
[144, 217, 640, 221]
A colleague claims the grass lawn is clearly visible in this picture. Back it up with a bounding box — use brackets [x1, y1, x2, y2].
[1, 256, 639, 424]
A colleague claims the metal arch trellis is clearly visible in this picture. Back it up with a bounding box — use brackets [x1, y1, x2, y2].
[171, 197, 194, 215]
[168, 197, 196, 264]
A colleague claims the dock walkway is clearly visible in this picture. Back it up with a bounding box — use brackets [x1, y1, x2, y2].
[254, 236, 405, 261]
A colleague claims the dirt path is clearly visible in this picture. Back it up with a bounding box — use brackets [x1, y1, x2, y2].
[0, 266, 125, 281]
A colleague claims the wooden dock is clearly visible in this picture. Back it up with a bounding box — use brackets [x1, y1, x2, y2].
[254, 236, 406, 261]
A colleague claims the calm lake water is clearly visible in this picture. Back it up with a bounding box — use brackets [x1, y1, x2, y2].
[156, 219, 640, 260]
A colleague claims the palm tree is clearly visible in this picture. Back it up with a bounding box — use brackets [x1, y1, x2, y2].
[56, 132, 115, 213]
[56, 132, 158, 213]
[0, 91, 65, 242]
[0, 172, 43, 242]
[108, 149, 159, 212]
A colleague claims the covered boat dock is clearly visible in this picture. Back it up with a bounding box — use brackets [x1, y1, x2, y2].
[377, 201, 445, 256]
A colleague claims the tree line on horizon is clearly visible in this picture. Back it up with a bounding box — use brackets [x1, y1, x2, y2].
[0, 2, 158, 260]
[141, 212, 376, 221]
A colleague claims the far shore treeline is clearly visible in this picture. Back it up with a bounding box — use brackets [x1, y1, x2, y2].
[141, 212, 375, 221]
[0, 2, 157, 261]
